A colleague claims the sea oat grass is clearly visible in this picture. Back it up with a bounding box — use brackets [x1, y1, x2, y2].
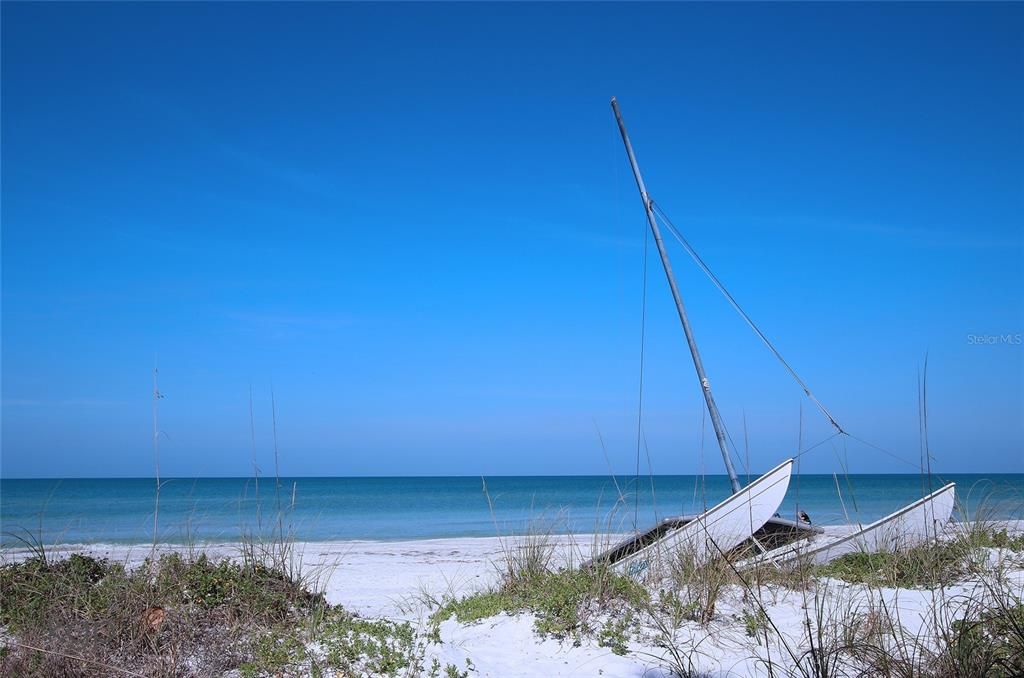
[663, 551, 736, 625]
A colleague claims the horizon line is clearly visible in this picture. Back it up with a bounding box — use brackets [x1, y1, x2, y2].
[3, 471, 1020, 481]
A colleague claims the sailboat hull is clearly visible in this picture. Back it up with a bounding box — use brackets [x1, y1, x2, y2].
[743, 482, 956, 568]
[592, 459, 794, 579]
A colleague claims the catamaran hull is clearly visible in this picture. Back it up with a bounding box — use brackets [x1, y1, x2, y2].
[743, 482, 956, 568]
[601, 458, 794, 579]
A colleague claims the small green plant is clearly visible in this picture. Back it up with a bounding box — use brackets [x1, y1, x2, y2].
[667, 551, 734, 625]
[655, 589, 690, 629]
[431, 564, 647, 645]
[965, 527, 1024, 552]
[742, 608, 769, 638]
[597, 612, 633, 655]
[814, 541, 971, 588]
[936, 602, 1024, 677]
[444, 661, 470, 678]
[241, 631, 308, 676]
[316, 608, 418, 676]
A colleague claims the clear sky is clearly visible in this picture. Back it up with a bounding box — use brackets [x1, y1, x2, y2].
[2, 2, 1021, 479]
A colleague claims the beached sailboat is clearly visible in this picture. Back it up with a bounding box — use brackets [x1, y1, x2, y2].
[743, 482, 956, 568]
[587, 99, 809, 574]
[590, 98, 953, 574]
[600, 458, 794, 577]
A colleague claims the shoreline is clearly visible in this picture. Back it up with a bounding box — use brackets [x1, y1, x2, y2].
[6, 517, 1021, 551]
[5, 520, 1022, 620]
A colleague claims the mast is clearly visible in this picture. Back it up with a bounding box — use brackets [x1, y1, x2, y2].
[611, 97, 742, 495]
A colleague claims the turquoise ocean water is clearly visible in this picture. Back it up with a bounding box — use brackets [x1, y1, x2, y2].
[1, 474, 1021, 546]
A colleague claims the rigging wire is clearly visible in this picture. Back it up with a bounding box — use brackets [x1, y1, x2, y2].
[642, 430, 658, 523]
[793, 431, 844, 462]
[795, 403, 803, 521]
[844, 432, 924, 471]
[649, 200, 845, 435]
[633, 199, 651, 530]
[647, 200, 929, 472]
[698, 408, 706, 511]
[918, 366, 927, 499]
[689, 408, 704, 514]
[743, 411, 751, 487]
[626, 191, 929, 485]
[719, 412, 751, 484]
[918, 356, 937, 494]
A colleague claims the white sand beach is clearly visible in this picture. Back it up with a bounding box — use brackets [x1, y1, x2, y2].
[5, 522, 1022, 677]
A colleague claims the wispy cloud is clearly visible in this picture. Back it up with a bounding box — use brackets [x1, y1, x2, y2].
[133, 93, 340, 201]
[216, 143, 337, 199]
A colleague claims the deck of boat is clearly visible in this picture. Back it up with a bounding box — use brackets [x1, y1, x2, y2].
[583, 515, 822, 569]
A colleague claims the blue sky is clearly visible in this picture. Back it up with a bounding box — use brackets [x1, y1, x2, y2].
[2, 3, 1021, 478]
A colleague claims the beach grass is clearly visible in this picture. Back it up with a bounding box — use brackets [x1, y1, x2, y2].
[811, 541, 974, 588]
[429, 538, 648, 655]
[411, 506, 1024, 676]
[3, 519, 1023, 676]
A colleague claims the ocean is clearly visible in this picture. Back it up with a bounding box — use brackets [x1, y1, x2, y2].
[1, 474, 1021, 546]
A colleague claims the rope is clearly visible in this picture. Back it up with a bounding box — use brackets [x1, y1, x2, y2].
[649, 200, 845, 434]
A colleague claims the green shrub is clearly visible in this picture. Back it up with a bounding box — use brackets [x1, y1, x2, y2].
[431, 565, 647, 645]
[939, 603, 1024, 678]
[0, 552, 342, 677]
[814, 542, 970, 588]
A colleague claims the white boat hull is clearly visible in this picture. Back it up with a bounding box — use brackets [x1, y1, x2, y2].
[612, 458, 794, 579]
[744, 482, 956, 568]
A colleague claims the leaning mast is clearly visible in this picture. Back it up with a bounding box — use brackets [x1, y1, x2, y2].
[611, 96, 742, 495]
